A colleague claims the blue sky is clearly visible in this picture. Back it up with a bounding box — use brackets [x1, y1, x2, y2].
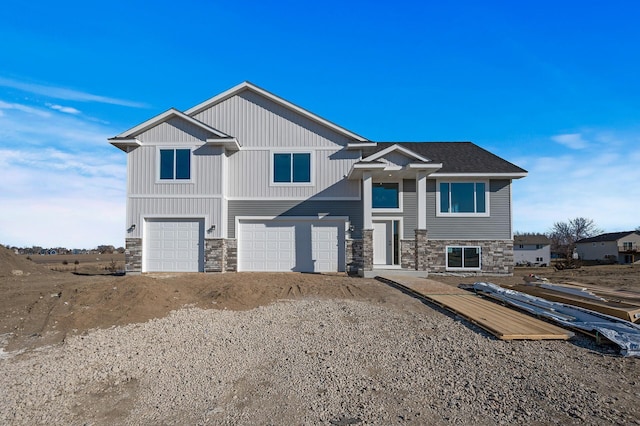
[1, 0, 639, 248]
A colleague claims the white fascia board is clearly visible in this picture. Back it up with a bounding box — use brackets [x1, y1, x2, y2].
[206, 138, 241, 152]
[185, 81, 369, 142]
[432, 172, 528, 179]
[347, 162, 388, 179]
[108, 138, 141, 152]
[362, 144, 431, 163]
[346, 142, 377, 149]
[115, 108, 230, 139]
[408, 163, 443, 171]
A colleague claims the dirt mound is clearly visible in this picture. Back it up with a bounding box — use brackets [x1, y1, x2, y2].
[0, 245, 51, 277]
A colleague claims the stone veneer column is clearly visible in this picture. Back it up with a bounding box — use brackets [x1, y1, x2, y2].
[225, 239, 238, 272]
[205, 239, 225, 272]
[362, 229, 374, 271]
[125, 238, 142, 274]
[414, 229, 428, 271]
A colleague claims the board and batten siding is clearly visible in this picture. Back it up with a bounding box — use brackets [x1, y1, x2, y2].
[127, 197, 223, 239]
[192, 90, 355, 148]
[424, 179, 512, 240]
[127, 144, 224, 196]
[227, 149, 360, 198]
[137, 117, 214, 143]
[227, 200, 362, 239]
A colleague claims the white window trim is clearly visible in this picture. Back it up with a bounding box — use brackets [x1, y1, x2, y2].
[269, 150, 315, 186]
[436, 179, 489, 217]
[445, 245, 482, 271]
[372, 180, 403, 213]
[156, 146, 195, 183]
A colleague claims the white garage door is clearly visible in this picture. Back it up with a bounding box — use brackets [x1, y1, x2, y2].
[238, 219, 344, 272]
[144, 219, 204, 272]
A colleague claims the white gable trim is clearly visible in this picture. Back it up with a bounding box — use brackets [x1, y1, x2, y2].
[362, 144, 431, 163]
[185, 81, 369, 142]
[115, 108, 230, 139]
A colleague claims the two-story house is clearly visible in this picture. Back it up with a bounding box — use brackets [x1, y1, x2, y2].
[109, 82, 527, 276]
[513, 234, 551, 266]
[576, 231, 640, 264]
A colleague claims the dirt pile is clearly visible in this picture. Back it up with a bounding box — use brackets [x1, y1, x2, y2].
[0, 245, 51, 277]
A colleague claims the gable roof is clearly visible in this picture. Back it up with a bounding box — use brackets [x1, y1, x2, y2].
[111, 108, 231, 140]
[184, 81, 369, 142]
[362, 143, 431, 163]
[515, 235, 550, 245]
[364, 142, 527, 176]
[577, 231, 640, 244]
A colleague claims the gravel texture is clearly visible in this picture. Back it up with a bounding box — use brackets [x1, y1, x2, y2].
[1, 298, 639, 425]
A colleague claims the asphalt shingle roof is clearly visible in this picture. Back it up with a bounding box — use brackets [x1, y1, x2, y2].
[577, 231, 640, 243]
[364, 142, 527, 174]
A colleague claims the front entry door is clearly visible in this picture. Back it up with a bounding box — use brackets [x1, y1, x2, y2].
[373, 220, 400, 265]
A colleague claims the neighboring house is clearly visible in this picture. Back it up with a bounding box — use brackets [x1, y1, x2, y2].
[109, 82, 527, 276]
[513, 235, 551, 266]
[576, 231, 640, 264]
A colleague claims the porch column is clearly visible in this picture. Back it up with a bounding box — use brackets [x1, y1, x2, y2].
[363, 171, 373, 229]
[416, 171, 427, 229]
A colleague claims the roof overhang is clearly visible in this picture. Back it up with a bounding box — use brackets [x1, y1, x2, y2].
[108, 138, 142, 152]
[346, 142, 378, 149]
[431, 172, 528, 179]
[348, 162, 443, 180]
[113, 108, 230, 140]
[205, 138, 241, 152]
[362, 143, 431, 163]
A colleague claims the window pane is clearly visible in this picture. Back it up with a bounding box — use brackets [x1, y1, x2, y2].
[440, 183, 450, 213]
[475, 182, 485, 213]
[372, 183, 399, 208]
[451, 183, 475, 212]
[463, 247, 480, 268]
[292, 153, 311, 182]
[160, 149, 174, 179]
[175, 149, 190, 179]
[274, 153, 291, 182]
[447, 247, 462, 268]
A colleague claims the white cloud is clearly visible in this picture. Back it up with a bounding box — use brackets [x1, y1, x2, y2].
[47, 103, 81, 115]
[551, 133, 589, 150]
[0, 76, 147, 108]
[0, 97, 127, 248]
[512, 130, 640, 234]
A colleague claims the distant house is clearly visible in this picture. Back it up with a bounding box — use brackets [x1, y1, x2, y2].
[514, 234, 550, 266]
[575, 231, 640, 264]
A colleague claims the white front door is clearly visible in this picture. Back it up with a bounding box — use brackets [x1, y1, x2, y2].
[373, 221, 392, 265]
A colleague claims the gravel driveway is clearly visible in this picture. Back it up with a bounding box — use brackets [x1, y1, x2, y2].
[2, 295, 639, 425]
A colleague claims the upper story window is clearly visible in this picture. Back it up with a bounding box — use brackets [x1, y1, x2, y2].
[273, 152, 311, 184]
[372, 182, 400, 209]
[160, 148, 191, 180]
[438, 181, 488, 216]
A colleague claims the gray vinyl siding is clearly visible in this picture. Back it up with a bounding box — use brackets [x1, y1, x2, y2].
[127, 197, 223, 238]
[192, 90, 354, 148]
[228, 200, 362, 239]
[402, 179, 417, 236]
[137, 117, 212, 143]
[227, 148, 360, 198]
[426, 179, 512, 240]
[128, 144, 224, 196]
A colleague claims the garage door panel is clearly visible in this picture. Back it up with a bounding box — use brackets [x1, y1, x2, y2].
[238, 219, 344, 273]
[144, 219, 204, 272]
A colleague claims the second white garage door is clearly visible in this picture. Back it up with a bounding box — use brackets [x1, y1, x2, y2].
[238, 219, 345, 272]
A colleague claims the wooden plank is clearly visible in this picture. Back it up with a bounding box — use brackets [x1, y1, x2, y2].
[377, 275, 573, 341]
[512, 284, 640, 323]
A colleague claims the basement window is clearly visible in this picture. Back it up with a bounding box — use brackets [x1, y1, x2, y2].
[446, 246, 481, 270]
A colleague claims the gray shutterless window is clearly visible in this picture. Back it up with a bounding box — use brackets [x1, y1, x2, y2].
[440, 182, 486, 213]
[273, 153, 311, 183]
[160, 149, 191, 180]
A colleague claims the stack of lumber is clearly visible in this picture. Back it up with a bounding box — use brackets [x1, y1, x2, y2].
[513, 283, 640, 323]
[376, 275, 573, 341]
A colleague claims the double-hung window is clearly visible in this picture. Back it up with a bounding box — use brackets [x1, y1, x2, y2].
[159, 148, 191, 180]
[446, 246, 481, 270]
[438, 181, 487, 215]
[273, 152, 311, 184]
